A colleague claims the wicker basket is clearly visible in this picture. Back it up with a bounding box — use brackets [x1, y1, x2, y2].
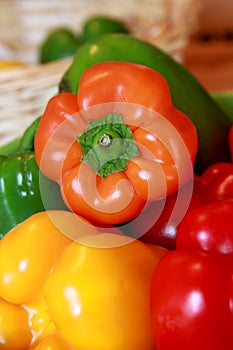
[0, 0, 200, 146]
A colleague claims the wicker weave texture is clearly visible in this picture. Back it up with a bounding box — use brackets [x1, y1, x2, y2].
[0, 0, 199, 63]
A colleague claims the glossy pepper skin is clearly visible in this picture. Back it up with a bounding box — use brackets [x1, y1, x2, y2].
[59, 34, 232, 174]
[0, 297, 32, 350]
[0, 117, 68, 238]
[150, 199, 233, 350]
[176, 199, 233, 253]
[0, 210, 166, 350]
[0, 210, 74, 349]
[35, 61, 197, 226]
[196, 161, 233, 203]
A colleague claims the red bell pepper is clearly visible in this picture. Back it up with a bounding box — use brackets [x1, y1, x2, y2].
[150, 199, 233, 350]
[34, 61, 197, 226]
[197, 161, 233, 203]
[176, 199, 233, 253]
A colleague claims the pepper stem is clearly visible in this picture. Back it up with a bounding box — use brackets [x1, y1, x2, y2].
[99, 134, 112, 148]
[77, 113, 139, 178]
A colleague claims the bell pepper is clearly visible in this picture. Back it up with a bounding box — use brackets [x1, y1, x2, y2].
[196, 161, 233, 203]
[35, 61, 197, 226]
[0, 117, 68, 239]
[176, 199, 233, 253]
[82, 15, 129, 41]
[39, 27, 83, 64]
[0, 210, 166, 349]
[150, 199, 233, 350]
[0, 297, 32, 350]
[59, 34, 232, 174]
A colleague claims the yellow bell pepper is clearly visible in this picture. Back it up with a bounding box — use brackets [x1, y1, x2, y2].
[0, 210, 166, 349]
[0, 211, 72, 305]
[0, 297, 31, 350]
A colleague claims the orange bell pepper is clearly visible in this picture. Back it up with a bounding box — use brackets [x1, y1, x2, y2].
[34, 61, 197, 226]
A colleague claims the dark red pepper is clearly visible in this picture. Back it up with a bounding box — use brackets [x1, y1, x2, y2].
[197, 162, 233, 203]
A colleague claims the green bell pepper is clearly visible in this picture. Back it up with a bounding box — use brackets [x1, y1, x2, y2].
[59, 34, 232, 174]
[0, 117, 68, 239]
[82, 15, 129, 41]
[39, 28, 84, 64]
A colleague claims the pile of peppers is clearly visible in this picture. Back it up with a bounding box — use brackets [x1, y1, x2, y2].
[150, 160, 233, 350]
[0, 34, 233, 350]
[0, 210, 166, 349]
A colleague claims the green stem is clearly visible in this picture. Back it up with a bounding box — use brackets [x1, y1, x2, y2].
[77, 113, 139, 177]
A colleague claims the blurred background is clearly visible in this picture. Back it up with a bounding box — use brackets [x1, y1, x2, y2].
[0, 0, 232, 92]
[0, 0, 232, 145]
[183, 0, 233, 92]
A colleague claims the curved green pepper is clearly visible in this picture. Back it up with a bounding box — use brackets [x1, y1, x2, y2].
[0, 117, 68, 238]
[59, 34, 231, 174]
